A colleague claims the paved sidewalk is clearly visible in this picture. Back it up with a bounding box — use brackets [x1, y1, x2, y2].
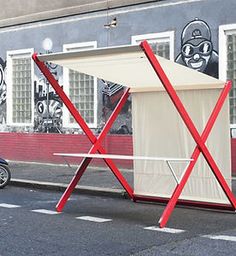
[7, 160, 236, 198]
[8, 161, 133, 197]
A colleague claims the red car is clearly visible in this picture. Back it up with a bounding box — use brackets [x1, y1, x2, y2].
[0, 158, 11, 188]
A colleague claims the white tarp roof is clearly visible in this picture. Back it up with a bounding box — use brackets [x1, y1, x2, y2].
[37, 44, 224, 92]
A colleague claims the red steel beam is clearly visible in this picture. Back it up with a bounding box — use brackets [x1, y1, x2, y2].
[56, 88, 134, 212]
[140, 40, 236, 227]
[33, 54, 134, 212]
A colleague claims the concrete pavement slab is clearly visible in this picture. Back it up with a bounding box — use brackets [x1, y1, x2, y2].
[8, 161, 133, 197]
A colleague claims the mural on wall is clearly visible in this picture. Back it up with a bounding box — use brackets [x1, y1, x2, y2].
[34, 38, 63, 133]
[175, 18, 219, 78]
[101, 80, 132, 134]
[34, 61, 63, 133]
[0, 57, 6, 124]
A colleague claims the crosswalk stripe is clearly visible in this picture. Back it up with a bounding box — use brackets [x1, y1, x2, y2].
[76, 216, 112, 223]
[31, 209, 60, 215]
[144, 226, 185, 234]
[202, 235, 236, 242]
[0, 203, 21, 208]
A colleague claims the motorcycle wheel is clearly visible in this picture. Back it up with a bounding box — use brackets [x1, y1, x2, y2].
[0, 164, 11, 189]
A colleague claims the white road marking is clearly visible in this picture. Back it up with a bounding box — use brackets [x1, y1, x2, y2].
[144, 226, 185, 234]
[0, 203, 21, 208]
[203, 235, 236, 242]
[76, 216, 112, 223]
[31, 209, 60, 215]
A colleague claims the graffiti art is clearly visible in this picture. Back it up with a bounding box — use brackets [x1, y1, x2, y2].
[0, 57, 6, 124]
[175, 18, 219, 78]
[34, 63, 63, 133]
[101, 79, 132, 134]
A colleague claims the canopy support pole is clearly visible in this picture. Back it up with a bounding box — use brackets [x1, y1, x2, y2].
[32, 54, 134, 212]
[140, 40, 236, 228]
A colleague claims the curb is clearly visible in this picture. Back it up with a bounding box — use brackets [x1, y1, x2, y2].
[10, 179, 128, 199]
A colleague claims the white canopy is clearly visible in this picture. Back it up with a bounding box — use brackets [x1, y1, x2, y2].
[38, 44, 224, 92]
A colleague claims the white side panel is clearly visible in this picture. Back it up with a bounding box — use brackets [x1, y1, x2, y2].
[132, 89, 231, 204]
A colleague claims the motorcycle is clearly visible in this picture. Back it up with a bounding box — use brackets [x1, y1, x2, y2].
[0, 158, 11, 188]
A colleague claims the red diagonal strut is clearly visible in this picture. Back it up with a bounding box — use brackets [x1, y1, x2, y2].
[32, 53, 134, 212]
[159, 81, 233, 227]
[56, 87, 133, 212]
[140, 40, 236, 227]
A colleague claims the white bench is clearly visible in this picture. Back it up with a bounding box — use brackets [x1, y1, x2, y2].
[54, 153, 193, 185]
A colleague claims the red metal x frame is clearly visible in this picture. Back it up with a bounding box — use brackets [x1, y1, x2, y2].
[32, 53, 134, 212]
[140, 40, 236, 227]
[33, 40, 236, 228]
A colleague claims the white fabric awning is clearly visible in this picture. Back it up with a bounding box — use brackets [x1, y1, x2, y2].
[37, 44, 224, 92]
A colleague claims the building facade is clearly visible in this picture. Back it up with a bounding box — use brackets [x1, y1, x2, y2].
[0, 0, 236, 172]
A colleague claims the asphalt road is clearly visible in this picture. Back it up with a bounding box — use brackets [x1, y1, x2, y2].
[1, 186, 236, 256]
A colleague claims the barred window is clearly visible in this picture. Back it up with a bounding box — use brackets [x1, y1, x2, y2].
[63, 42, 97, 128]
[12, 58, 32, 123]
[69, 71, 94, 124]
[150, 41, 170, 59]
[132, 31, 174, 60]
[7, 49, 34, 125]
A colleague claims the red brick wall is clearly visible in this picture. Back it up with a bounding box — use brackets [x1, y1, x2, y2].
[0, 132, 133, 169]
[0, 132, 235, 174]
[231, 138, 236, 175]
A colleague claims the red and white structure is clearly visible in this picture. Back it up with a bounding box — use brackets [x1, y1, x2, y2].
[32, 41, 236, 228]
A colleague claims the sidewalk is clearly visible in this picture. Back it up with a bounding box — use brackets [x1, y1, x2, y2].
[8, 161, 133, 197]
[8, 160, 236, 197]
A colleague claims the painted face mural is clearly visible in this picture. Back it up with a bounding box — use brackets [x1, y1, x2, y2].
[175, 18, 219, 78]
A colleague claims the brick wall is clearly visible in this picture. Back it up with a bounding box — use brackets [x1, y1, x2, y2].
[231, 138, 236, 175]
[0, 132, 235, 175]
[0, 132, 133, 169]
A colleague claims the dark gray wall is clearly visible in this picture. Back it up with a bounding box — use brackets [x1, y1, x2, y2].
[0, 0, 157, 27]
[0, 0, 235, 133]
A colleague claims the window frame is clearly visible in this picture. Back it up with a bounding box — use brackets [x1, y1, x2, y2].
[219, 24, 236, 128]
[131, 31, 175, 61]
[6, 48, 34, 126]
[62, 41, 98, 129]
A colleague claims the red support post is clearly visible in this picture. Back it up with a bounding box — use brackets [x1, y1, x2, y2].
[33, 53, 134, 212]
[56, 88, 134, 212]
[159, 81, 233, 227]
[140, 40, 236, 227]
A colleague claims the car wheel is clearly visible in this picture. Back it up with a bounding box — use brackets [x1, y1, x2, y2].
[0, 164, 11, 188]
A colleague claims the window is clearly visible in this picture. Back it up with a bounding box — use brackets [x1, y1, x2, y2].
[63, 42, 97, 128]
[219, 25, 236, 126]
[131, 31, 175, 60]
[6, 49, 34, 125]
